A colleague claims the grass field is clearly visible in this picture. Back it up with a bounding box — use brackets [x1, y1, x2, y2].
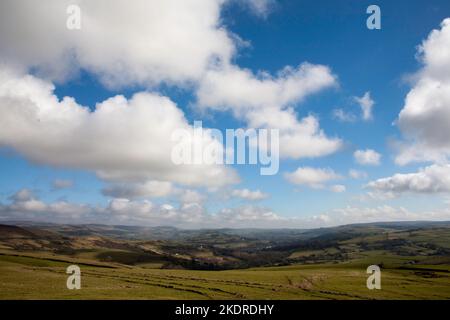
[1, 222, 449, 299]
[1, 251, 449, 300]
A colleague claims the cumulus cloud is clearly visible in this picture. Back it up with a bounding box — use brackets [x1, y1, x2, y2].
[0, 0, 279, 88]
[0, 68, 238, 188]
[179, 189, 205, 204]
[0, 190, 282, 228]
[231, 188, 269, 200]
[330, 185, 346, 193]
[2, 190, 91, 223]
[9, 189, 34, 202]
[0, 0, 237, 87]
[216, 206, 281, 227]
[396, 18, 450, 165]
[197, 63, 342, 159]
[52, 179, 74, 190]
[102, 181, 175, 199]
[376, 21, 450, 202]
[107, 198, 209, 226]
[231, 0, 275, 17]
[354, 149, 381, 166]
[0, 189, 207, 227]
[2, 189, 449, 228]
[367, 164, 450, 196]
[332, 92, 374, 123]
[349, 169, 368, 179]
[197, 63, 337, 113]
[284, 167, 341, 189]
[332, 108, 357, 122]
[324, 205, 450, 225]
[354, 92, 374, 121]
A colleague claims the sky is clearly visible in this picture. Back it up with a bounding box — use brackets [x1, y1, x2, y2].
[0, 0, 450, 228]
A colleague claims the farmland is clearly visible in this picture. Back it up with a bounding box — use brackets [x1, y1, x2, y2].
[0, 221, 449, 299]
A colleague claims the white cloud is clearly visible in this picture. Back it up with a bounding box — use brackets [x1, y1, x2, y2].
[354, 92, 374, 121]
[232, 0, 275, 17]
[216, 206, 281, 227]
[106, 198, 209, 225]
[0, 190, 208, 227]
[349, 169, 368, 179]
[2, 191, 90, 222]
[52, 179, 74, 190]
[284, 167, 341, 189]
[332, 108, 357, 122]
[276, 114, 342, 159]
[9, 189, 34, 202]
[102, 181, 174, 199]
[197, 63, 342, 159]
[0, 0, 237, 87]
[396, 18, 450, 165]
[179, 189, 205, 204]
[332, 92, 374, 123]
[354, 149, 381, 166]
[2, 189, 450, 228]
[0, 0, 279, 88]
[197, 63, 337, 113]
[330, 185, 346, 193]
[0, 68, 238, 188]
[324, 205, 450, 225]
[367, 164, 450, 195]
[231, 188, 269, 200]
[0, 190, 281, 228]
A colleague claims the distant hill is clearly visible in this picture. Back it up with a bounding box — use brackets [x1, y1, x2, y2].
[0, 220, 449, 270]
[0, 225, 36, 239]
[3, 220, 449, 240]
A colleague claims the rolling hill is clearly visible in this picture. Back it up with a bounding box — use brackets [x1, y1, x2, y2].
[0, 221, 449, 299]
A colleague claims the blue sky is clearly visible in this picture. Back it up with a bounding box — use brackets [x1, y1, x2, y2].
[0, 0, 450, 228]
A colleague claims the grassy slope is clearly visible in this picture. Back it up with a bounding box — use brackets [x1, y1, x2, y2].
[1, 252, 449, 300]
